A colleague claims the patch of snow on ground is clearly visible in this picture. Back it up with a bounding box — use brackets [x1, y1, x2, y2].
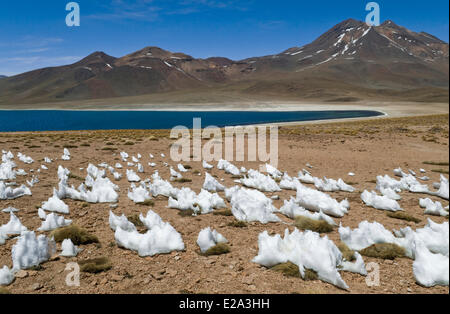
[202, 160, 213, 169]
[240, 169, 281, 192]
[60, 239, 81, 257]
[265, 164, 282, 179]
[197, 227, 228, 253]
[413, 240, 449, 287]
[361, 190, 402, 212]
[37, 213, 72, 231]
[18, 152, 33, 164]
[61, 148, 71, 161]
[126, 169, 141, 182]
[296, 183, 349, 218]
[168, 188, 226, 214]
[12, 231, 55, 270]
[278, 198, 336, 226]
[114, 210, 184, 257]
[0, 266, 14, 286]
[217, 159, 240, 176]
[340, 252, 367, 276]
[0, 181, 32, 200]
[227, 187, 280, 224]
[109, 211, 136, 232]
[314, 177, 355, 192]
[203, 172, 225, 192]
[128, 183, 151, 203]
[0, 212, 28, 239]
[41, 190, 70, 214]
[253, 229, 350, 290]
[420, 198, 449, 217]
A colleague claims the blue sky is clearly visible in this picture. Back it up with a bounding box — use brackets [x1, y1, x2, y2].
[0, 0, 448, 76]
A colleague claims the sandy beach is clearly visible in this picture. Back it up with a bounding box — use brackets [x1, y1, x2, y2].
[0, 113, 448, 294]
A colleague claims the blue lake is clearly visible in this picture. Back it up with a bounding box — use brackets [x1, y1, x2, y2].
[0, 110, 384, 132]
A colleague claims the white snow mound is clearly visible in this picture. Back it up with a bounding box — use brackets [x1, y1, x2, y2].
[197, 227, 228, 253]
[253, 229, 349, 290]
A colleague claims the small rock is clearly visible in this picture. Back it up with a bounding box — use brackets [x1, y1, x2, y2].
[31, 283, 43, 291]
[407, 288, 413, 293]
[110, 274, 124, 282]
[384, 260, 394, 265]
[49, 255, 60, 262]
[100, 278, 108, 285]
[151, 271, 165, 281]
[247, 285, 257, 291]
[242, 275, 254, 285]
[15, 270, 29, 279]
[166, 269, 178, 277]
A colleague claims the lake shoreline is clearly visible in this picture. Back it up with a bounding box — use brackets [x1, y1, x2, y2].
[0, 101, 447, 131]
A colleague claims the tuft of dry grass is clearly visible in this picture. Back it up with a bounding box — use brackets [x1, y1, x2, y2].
[294, 216, 334, 233]
[271, 262, 318, 281]
[431, 169, 449, 175]
[29, 265, 44, 271]
[228, 221, 247, 228]
[50, 225, 99, 245]
[174, 178, 192, 183]
[136, 199, 155, 206]
[271, 262, 300, 277]
[423, 161, 449, 166]
[178, 209, 196, 217]
[337, 242, 355, 261]
[387, 211, 421, 223]
[213, 209, 233, 216]
[127, 214, 145, 228]
[359, 243, 406, 260]
[68, 173, 84, 181]
[303, 269, 319, 281]
[0, 287, 11, 294]
[79, 257, 112, 273]
[201, 243, 231, 256]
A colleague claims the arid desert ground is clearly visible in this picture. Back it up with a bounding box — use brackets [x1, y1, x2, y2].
[0, 113, 449, 294]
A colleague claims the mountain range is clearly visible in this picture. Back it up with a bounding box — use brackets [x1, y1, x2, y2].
[0, 19, 448, 106]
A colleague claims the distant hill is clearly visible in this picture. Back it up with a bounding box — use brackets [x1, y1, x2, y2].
[0, 75, 7, 79]
[0, 18, 448, 105]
